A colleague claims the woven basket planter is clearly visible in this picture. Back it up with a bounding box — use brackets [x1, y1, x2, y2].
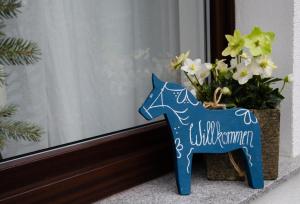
[205, 109, 280, 180]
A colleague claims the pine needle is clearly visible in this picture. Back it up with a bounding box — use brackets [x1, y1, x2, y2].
[0, 37, 41, 65]
[0, 0, 43, 150]
[0, 120, 42, 142]
[0, 0, 21, 19]
[0, 104, 17, 117]
[0, 134, 4, 149]
[0, 64, 6, 86]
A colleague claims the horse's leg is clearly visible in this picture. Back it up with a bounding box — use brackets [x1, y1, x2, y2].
[242, 147, 264, 188]
[174, 148, 193, 195]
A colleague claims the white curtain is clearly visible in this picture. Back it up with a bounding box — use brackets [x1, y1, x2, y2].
[1, 0, 180, 158]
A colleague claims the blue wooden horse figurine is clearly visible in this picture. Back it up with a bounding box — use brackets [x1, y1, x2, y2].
[138, 74, 264, 195]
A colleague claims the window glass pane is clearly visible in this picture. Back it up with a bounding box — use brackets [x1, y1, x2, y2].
[1, 0, 181, 158]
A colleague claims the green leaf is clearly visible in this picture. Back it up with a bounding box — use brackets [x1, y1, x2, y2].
[263, 78, 282, 84]
[261, 77, 271, 83]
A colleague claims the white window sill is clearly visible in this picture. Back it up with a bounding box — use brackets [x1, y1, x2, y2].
[96, 155, 300, 204]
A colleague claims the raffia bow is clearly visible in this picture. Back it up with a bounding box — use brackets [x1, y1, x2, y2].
[203, 87, 245, 178]
[203, 87, 226, 109]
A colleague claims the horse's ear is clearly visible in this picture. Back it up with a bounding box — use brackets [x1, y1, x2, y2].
[152, 73, 164, 87]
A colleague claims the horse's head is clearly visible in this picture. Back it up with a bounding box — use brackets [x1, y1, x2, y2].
[139, 74, 202, 123]
[139, 74, 166, 120]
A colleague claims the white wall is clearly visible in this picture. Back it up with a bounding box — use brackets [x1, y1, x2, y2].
[236, 0, 296, 156]
[293, 0, 300, 156]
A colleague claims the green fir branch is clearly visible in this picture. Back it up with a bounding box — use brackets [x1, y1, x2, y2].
[0, 0, 21, 19]
[0, 64, 6, 86]
[0, 134, 5, 149]
[0, 1, 43, 151]
[0, 104, 17, 117]
[0, 37, 41, 65]
[0, 120, 42, 142]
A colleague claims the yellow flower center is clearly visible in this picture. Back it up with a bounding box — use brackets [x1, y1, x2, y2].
[254, 40, 260, 47]
[231, 43, 240, 50]
[190, 64, 196, 70]
[259, 60, 268, 69]
[240, 69, 248, 77]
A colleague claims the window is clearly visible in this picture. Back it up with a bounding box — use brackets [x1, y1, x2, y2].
[0, 0, 235, 203]
[1, 0, 208, 159]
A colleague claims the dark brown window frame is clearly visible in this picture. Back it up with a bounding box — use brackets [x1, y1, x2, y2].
[0, 1, 235, 203]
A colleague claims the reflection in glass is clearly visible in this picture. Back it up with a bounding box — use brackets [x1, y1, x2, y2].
[1, 0, 180, 158]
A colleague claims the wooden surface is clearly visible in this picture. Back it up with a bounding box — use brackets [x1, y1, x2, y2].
[0, 121, 173, 204]
[210, 0, 236, 61]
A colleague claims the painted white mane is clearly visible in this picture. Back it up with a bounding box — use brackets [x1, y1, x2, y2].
[148, 82, 201, 125]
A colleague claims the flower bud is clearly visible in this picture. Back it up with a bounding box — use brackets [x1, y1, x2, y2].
[283, 74, 293, 83]
[221, 87, 231, 96]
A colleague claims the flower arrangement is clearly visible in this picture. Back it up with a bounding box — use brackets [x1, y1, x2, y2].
[170, 26, 292, 109]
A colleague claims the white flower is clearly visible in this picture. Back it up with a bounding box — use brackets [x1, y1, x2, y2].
[195, 63, 211, 85]
[230, 51, 252, 69]
[255, 55, 277, 78]
[233, 62, 253, 85]
[241, 50, 252, 66]
[181, 58, 201, 75]
[204, 63, 212, 70]
[244, 58, 251, 66]
[240, 51, 249, 59]
[284, 74, 293, 83]
[247, 59, 261, 75]
[230, 58, 237, 68]
[216, 60, 228, 74]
